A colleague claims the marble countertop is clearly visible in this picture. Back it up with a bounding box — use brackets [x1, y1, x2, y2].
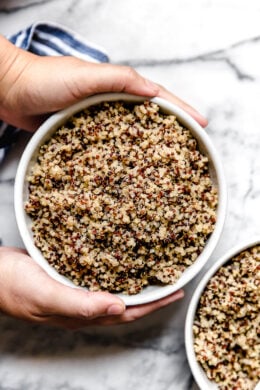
[0, 1, 259, 389]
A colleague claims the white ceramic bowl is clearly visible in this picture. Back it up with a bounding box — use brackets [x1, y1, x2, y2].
[185, 237, 260, 389]
[14, 92, 227, 306]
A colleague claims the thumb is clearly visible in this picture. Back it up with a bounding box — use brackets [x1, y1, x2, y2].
[66, 61, 160, 101]
[43, 282, 126, 320]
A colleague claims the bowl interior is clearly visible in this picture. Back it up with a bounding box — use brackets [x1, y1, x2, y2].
[14, 93, 227, 305]
[185, 238, 260, 389]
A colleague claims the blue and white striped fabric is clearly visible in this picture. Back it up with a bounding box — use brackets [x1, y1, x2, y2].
[0, 21, 109, 162]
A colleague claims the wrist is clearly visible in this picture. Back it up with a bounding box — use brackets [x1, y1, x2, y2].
[0, 35, 32, 123]
[0, 36, 17, 114]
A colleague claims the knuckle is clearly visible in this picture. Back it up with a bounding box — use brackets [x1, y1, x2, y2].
[122, 66, 138, 80]
[77, 304, 94, 319]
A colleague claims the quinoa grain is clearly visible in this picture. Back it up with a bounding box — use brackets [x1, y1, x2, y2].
[25, 101, 217, 294]
[193, 245, 260, 390]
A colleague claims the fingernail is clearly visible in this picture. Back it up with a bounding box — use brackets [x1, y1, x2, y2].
[107, 303, 125, 316]
[144, 78, 159, 94]
[186, 107, 208, 127]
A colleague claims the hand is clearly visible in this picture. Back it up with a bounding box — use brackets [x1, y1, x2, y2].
[0, 247, 184, 329]
[0, 36, 198, 328]
[0, 35, 207, 131]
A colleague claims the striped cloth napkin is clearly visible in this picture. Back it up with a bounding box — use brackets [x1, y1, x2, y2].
[0, 21, 109, 162]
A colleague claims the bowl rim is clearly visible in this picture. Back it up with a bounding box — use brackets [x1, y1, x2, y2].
[185, 237, 260, 389]
[14, 92, 227, 306]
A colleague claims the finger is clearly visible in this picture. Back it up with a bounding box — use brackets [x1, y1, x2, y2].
[39, 289, 184, 329]
[76, 65, 207, 126]
[0, 246, 27, 255]
[70, 62, 160, 99]
[41, 282, 125, 320]
[89, 289, 185, 326]
[126, 289, 185, 319]
[157, 85, 208, 128]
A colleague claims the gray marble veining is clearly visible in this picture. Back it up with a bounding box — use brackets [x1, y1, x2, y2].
[0, 0, 260, 389]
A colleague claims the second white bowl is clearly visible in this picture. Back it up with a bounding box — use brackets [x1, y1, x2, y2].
[185, 237, 260, 389]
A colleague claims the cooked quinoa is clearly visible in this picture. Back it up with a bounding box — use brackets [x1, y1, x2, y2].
[193, 245, 260, 390]
[25, 101, 217, 294]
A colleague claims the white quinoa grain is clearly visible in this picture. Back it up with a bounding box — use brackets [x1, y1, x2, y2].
[25, 101, 218, 295]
